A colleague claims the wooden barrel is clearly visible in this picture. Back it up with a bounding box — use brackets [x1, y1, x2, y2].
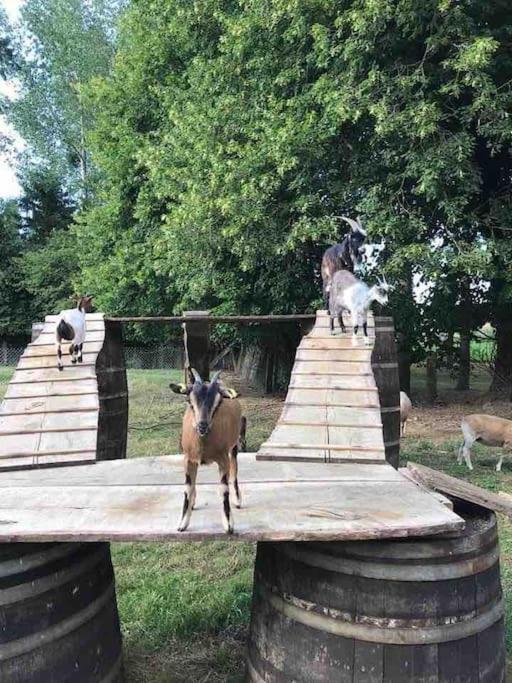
[247, 503, 505, 682]
[96, 320, 128, 461]
[371, 316, 400, 468]
[0, 542, 123, 682]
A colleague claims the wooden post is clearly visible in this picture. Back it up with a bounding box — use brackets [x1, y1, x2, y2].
[183, 310, 210, 381]
[96, 320, 129, 461]
[371, 316, 401, 469]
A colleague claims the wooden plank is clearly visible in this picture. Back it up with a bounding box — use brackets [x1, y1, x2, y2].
[299, 338, 374, 351]
[22, 341, 104, 357]
[267, 424, 384, 449]
[407, 462, 512, 518]
[4, 383, 97, 399]
[398, 467, 453, 510]
[0, 463, 463, 542]
[11, 367, 96, 383]
[0, 453, 97, 470]
[288, 375, 377, 390]
[0, 456, 406, 487]
[45, 313, 105, 322]
[18, 353, 98, 369]
[0, 394, 99, 415]
[30, 330, 105, 345]
[292, 360, 372, 374]
[294, 350, 372, 362]
[0, 411, 98, 434]
[285, 389, 380, 407]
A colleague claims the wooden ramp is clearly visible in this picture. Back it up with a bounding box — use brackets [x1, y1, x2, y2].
[0, 313, 127, 470]
[0, 455, 463, 542]
[259, 310, 385, 463]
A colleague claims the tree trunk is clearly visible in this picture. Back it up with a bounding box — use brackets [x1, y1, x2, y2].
[397, 332, 411, 395]
[426, 352, 437, 404]
[455, 332, 471, 391]
[490, 317, 512, 397]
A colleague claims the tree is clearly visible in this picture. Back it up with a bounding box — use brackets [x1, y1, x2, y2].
[7, 0, 124, 199]
[78, 0, 512, 383]
[0, 200, 32, 336]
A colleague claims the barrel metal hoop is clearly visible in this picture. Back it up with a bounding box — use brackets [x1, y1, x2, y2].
[0, 543, 81, 578]
[259, 582, 504, 645]
[0, 582, 116, 661]
[0, 545, 110, 606]
[371, 362, 398, 369]
[280, 543, 500, 581]
[383, 439, 400, 448]
[379, 406, 400, 414]
[101, 653, 124, 683]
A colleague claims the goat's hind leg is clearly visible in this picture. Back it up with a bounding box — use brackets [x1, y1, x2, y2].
[218, 457, 234, 534]
[229, 445, 242, 508]
[77, 342, 84, 363]
[177, 460, 198, 532]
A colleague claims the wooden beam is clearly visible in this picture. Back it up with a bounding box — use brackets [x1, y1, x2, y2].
[104, 314, 316, 324]
[406, 462, 512, 518]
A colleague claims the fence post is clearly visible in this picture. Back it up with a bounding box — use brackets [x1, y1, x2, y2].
[183, 311, 210, 381]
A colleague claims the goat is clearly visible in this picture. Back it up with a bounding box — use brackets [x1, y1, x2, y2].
[55, 295, 94, 371]
[329, 270, 389, 344]
[321, 216, 367, 309]
[458, 414, 512, 472]
[170, 369, 243, 533]
[400, 391, 412, 436]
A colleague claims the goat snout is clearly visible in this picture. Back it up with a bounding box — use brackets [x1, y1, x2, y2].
[196, 421, 209, 437]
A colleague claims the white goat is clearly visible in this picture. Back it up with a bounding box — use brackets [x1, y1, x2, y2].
[458, 414, 512, 472]
[400, 391, 412, 436]
[329, 270, 389, 344]
[55, 295, 93, 371]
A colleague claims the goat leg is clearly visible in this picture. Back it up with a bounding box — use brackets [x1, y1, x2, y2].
[230, 445, 242, 508]
[338, 313, 346, 333]
[219, 460, 234, 533]
[177, 461, 198, 531]
[78, 343, 84, 363]
[56, 339, 64, 371]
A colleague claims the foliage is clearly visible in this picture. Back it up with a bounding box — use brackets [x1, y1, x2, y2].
[7, 0, 125, 198]
[77, 0, 512, 358]
[0, 200, 32, 335]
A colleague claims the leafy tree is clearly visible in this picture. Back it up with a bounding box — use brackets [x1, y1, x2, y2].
[78, 0, 512, 393]
[0, 200, 32, 335]
[7, 0, 124, 198]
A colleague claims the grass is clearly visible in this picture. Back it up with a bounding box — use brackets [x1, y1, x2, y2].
[1, 363, 511, 680]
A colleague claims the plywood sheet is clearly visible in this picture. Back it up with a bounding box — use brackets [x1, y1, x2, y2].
[0, 455, 463, 541]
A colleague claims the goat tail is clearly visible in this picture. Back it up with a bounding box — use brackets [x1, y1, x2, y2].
[57, 319, 74, 341]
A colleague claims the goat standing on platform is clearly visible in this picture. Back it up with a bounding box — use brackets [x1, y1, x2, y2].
[321, 216, 367, 309]
[170, 369, 243, 533]
[55, 295, 93, 371]
[329, 270, 389, 344]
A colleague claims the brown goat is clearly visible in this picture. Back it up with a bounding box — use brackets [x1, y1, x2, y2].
[170, 369, 242, 533]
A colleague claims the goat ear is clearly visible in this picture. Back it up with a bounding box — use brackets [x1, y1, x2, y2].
[219, 387, 239, 399]
[169, 382, 190, 395]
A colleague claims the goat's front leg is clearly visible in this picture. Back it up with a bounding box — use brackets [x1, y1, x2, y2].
[351, 310, 359, 345]
[69, 343, 78, 364]
[329, 314, 335, 335]
[218, 457, 234, 533]
[177, 460, 198, 531]
[362, 312, 370, 346]
[56, 337, 63, 371]
[338, 312, 346, 333]
[229, 444, 242, 508]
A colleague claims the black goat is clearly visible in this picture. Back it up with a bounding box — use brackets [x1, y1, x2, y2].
[321, 216, 366, 309]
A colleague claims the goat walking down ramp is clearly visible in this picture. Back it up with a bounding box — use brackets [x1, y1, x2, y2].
[259, 310, 386, 463]
[0, 312, 128, 470]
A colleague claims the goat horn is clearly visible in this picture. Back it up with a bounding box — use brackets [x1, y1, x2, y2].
[339, 216, 360, 233]
[210, 370, 222, 384]
[190, 368, 202, 384]
[355, 216, 367, 236]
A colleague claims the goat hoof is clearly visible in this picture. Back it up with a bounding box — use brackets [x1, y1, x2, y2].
[78, 357, 83, 363]
[71, 358, 77, 364]
[58, 365, 63, 372]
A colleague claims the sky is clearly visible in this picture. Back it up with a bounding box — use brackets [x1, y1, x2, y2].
[0, 0, 23, 199]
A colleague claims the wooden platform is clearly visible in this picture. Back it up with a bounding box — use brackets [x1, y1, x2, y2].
[259, 311, 385, 463]
[0, 454, 463, 541]
[0, 314, 108, 470]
